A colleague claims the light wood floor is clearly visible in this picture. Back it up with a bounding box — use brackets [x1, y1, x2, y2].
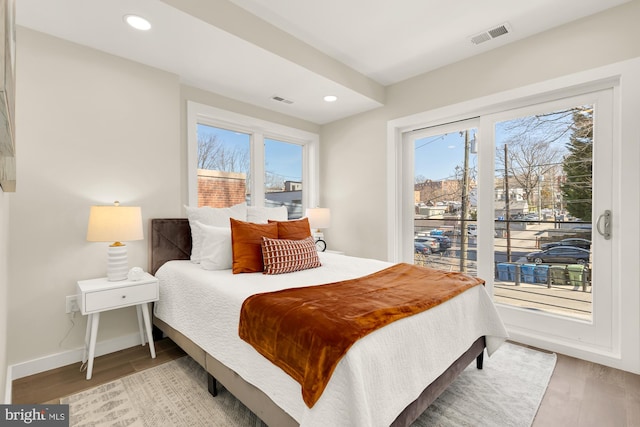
[11, 338, 186, 405]
[12, 339, 640, 426]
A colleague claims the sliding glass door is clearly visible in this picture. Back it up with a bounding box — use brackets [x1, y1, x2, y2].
[403, 88, 614, 348]
[483, 89, 613, 346]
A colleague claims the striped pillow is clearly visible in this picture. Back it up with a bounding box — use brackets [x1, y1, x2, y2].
[261, 236, 321, 275]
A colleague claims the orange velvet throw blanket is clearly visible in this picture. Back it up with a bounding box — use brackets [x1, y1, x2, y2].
[238, 263, 484, 407]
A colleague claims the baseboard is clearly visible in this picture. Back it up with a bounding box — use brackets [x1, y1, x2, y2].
[4, 365, 11, 404]
[8, 332, 143, 386]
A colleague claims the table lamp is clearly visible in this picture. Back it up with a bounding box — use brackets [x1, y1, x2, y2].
[87, 201, 143, 281]
[306, 207, 331, 251]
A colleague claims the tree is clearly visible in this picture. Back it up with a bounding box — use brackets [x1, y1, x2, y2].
[561, 108, 593, 221]
[198, 134, 250, 175]
[496, 135, 563, 209]
[265, 170, 285, 192]
[494, 107, 595, 211]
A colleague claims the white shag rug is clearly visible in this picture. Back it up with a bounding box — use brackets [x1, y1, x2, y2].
[62, 342, 556, 427]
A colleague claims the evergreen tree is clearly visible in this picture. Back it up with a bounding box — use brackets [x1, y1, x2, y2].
[561, 107, 593, 221]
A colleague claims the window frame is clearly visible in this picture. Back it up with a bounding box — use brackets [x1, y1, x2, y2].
[186, 101, 320, 210]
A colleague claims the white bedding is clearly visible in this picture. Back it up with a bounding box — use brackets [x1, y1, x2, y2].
[154, 252, 508, 427]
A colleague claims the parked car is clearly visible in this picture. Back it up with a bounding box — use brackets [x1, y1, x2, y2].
[541, 238, 591, 251]
[466, 224, 477, 236]
[414, 241, 431, 254]
[526, 247, 590, 265]
[430, 235, 452, 252]
[414, 237, 439, 254]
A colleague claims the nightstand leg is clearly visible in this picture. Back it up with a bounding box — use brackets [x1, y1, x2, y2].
[86, 312, 100, 380]
[140, 303, 156, 359]
[136, 305, 146, 345]
[82, 314, 92, 364]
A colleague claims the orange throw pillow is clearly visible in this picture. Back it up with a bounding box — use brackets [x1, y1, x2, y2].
[269, 217, 312, 240]
[230, 218, 279, 274]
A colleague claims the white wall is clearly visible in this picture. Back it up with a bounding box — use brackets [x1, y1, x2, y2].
[0, 189, 8, 402]
[7, 28, 183, 366]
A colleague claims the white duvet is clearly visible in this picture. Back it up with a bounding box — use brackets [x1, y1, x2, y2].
[154, 252, 508, 427]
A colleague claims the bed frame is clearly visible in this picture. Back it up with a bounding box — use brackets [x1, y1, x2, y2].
[149, 218, 486, 427]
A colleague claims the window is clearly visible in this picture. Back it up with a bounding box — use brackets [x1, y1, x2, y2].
[264, 138, 304, 218]
[187, 102, 319, 218]
[408, 121, 479, 275]
[196, 124, 251, 207]
[491, 99, 597, 321]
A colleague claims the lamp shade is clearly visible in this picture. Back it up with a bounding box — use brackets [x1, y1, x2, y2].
[87, 205, 143, 243]
[306, 208, 331, 229]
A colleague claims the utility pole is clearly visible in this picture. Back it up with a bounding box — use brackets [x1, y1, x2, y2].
[504, 144, 512, 262]
[459, 131, 470, 272]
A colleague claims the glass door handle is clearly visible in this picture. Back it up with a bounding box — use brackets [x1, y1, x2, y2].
[596, 210, 611, 240]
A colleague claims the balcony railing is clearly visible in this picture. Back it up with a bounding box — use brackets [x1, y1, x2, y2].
[414, 218, 592, 320]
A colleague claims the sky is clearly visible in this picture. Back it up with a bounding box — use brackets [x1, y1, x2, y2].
[200, 122, 476, 184]
[414, 131, 478, 182]
[198, 124, 302, 182]
[201, 110, 576, 185]
[415, 113, 574, 183]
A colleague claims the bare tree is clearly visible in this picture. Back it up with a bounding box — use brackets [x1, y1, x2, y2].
[499, 109, 578, 145]
[495, 135, 563, 208]
[198, 134, 250, 175]
[265, 170, 285, 192]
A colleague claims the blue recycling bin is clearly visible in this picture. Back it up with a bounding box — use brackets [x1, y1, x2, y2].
[520, 264, 536, 283]
[497, 263, 510, 281]
[507, 263, 517, 281]
[534, 264, 549, 284]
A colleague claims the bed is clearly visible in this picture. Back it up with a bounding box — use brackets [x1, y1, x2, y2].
[149, 217, 508, 427]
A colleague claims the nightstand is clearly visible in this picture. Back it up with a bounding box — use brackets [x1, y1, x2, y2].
[77, 272, 159, 380]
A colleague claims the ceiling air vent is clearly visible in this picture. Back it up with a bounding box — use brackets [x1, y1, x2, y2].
[470, 23, 511, 45]
[271, 95, 294, 105]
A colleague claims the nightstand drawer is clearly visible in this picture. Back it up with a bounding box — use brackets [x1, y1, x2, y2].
[84, 282, 158, 313]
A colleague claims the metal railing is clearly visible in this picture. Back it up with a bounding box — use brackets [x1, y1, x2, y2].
[414, 218, 593, 319]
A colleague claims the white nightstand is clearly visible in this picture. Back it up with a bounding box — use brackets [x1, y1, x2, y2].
[77, 272, 159, 380]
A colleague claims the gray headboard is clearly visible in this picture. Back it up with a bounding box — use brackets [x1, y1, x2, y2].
[149, 218, 192, 275]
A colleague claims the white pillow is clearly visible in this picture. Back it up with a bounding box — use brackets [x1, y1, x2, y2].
[185, 203, 247, 263]
[199, 223, 233, 270]
[246, 205, 288, 223]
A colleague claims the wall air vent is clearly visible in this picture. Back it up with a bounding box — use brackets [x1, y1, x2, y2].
[271, 95, 294, 104]
[470, 23, 512, 45]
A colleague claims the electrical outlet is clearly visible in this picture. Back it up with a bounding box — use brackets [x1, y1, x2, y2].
[66, 295, 80, 313]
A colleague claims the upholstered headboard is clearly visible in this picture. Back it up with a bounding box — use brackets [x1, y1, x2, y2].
[149, 218, 192, 274]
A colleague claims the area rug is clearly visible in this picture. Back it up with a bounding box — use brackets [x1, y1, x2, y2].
[61, 342, 556, 427]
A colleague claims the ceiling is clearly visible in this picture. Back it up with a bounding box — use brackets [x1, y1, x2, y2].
[16, 0, 630, 124]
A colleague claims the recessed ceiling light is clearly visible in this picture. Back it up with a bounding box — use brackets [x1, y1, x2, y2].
[324, 95, 338, 103]
[124, 14, 151, 31]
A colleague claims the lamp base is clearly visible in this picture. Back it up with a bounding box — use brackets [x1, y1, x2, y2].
[107, 244, 128, 281]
